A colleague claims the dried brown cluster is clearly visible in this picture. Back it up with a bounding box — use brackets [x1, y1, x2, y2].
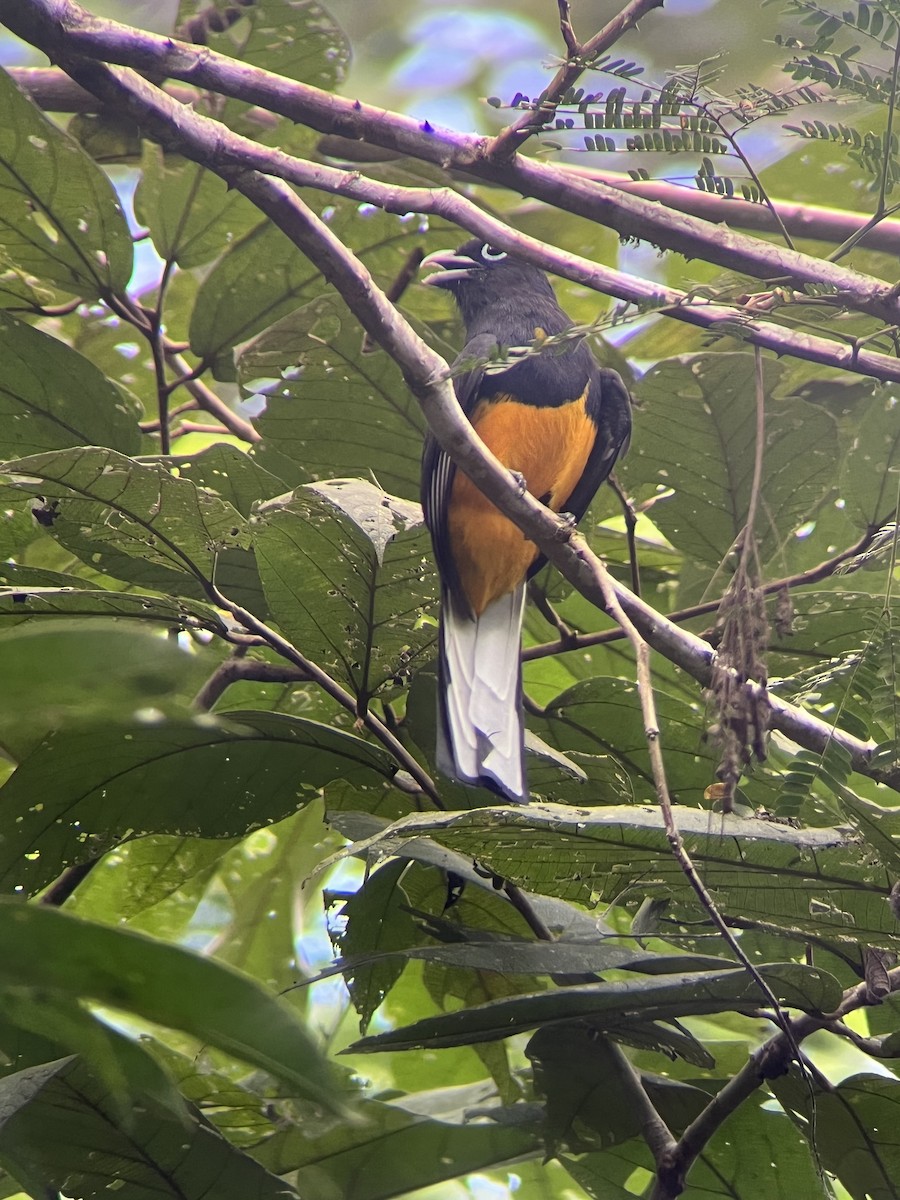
[706, 555, 772, 812]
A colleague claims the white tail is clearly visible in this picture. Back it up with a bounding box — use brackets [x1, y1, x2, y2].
[436, 584, 527, 802]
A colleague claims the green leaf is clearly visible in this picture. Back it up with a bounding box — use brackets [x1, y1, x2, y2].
[244, 294, 452, 499]
[533, 675, 783, 808]
[621, 353, 838, 568]
[0, 711, 394, 895]
[346, 963, 841, 1052]
[772, 1070, 900, 1200]
[0, 622, 215, 758]
[134, 145, 262, 269]
[0, 446, 249, 593]
[337, 858, 421, 1032]
[0, 990, 190, 1127]
[841, 388, 900, 525]
[0, 312, 140, 457]
[0, 899, 339, 1106]
[195, 203, 454, 381]
[162, 442, 288, 516]
[528, 1027, 707, 1153]
[253, 479, 438, 701]
[0, 68, 133, 298]
[678, 1094, 825, 1199]
[0, 1057, 302, 1200]
[335, 803, 897, 948]
[254, 1087, 541, 1196]
[189, 0, 350, 91]
[0, 583, 227, 637]
[326, 938, 733, 981]
[67, 834, 234, 930]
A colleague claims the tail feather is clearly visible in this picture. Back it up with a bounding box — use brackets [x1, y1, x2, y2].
[437, 585, 527, 802]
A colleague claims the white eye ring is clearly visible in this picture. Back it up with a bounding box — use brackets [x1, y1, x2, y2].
[481, 244, 507, 262]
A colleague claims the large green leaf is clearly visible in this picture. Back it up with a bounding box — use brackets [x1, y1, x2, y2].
[253, 479, 438, 702]
[620, 353, 838, 568]
[0, 446, 255, 601]
[67, 834, 234, 934]
[195, 203, 455, 381]
[0, 583, 227, 637]
[0, 899, 339, 1105]
[163, 442, 288, 516]
[0, 1057, 300, 1199]
[772, 1070, 900, 1200]
[0, 68, 133, 298]
[323, 938, 733, 983]
[254, 1086, 541, 1197]
[334, 804, 896, 948]
[336, 858, 422, 1033]
[0, 312, 140, 457]
[0, 622, 215, 759]
[346, 963, 841, 1052]
[0, 711, 394, 895]
[134, 144, 262, 269]
[244, 294, 449, 499]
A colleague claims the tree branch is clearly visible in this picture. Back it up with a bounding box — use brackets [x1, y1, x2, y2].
[6, 0, 900, 327]
[522, 526, 879, 661]
[489, 0, 665, 160]
[192, 656, 310, 712]
[18, 65, 900, 257]
[652, 966, 900, 1199]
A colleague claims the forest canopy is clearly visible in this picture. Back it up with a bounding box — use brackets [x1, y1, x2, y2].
[1, 0, 900, 1197]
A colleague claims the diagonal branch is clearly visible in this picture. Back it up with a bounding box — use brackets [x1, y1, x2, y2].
[17, 65, 900, 257]
[5, 0, 900, 327]
[7, 48, 900, 387]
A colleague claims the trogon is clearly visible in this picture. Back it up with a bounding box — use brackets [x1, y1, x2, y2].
[420, 239, 632, 802]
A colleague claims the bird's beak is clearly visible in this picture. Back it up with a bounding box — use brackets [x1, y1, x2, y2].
[420, 249, 480, 287]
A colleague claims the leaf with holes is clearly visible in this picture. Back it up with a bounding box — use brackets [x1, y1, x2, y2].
[0, 446, 252, 599]
[0, 711, 394, 895]
[621, 353, 837, 569]
[253, 479, 438, 702]
[0, 68, 133, 298]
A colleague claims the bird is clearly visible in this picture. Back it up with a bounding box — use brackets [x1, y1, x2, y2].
[420, 238, 632, 803]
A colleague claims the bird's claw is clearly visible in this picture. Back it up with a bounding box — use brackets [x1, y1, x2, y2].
[510, 470, 527, 495]
[555, 511, 577, 540]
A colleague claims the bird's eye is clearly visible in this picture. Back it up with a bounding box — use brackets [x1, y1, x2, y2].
[480, 244, 507, 262]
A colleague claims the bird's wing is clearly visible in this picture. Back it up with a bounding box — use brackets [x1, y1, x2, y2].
[421, 333, 498, 614]
[557, 366, 632, 523]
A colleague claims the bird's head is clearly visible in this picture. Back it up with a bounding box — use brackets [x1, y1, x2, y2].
[421, 238, 556, 327]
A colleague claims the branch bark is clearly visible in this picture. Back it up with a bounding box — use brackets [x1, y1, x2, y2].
[5, 0, 900, 326]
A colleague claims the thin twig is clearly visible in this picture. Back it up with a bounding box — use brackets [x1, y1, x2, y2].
[193, 655, 309, 712]
[489, 0, 665, 160]
[557, 0, 580, 58]
[588, 550, 811, 1189]
[162, 341, 260, 443]
[608, 473, 641, 597]
[522, 526, 879, 662]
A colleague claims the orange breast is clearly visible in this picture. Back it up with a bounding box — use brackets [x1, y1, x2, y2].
[448, 393, 595, 615]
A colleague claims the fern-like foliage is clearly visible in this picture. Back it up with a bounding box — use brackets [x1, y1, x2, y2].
[771, 0, 900, 194]
[774, 619, 899, 744]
